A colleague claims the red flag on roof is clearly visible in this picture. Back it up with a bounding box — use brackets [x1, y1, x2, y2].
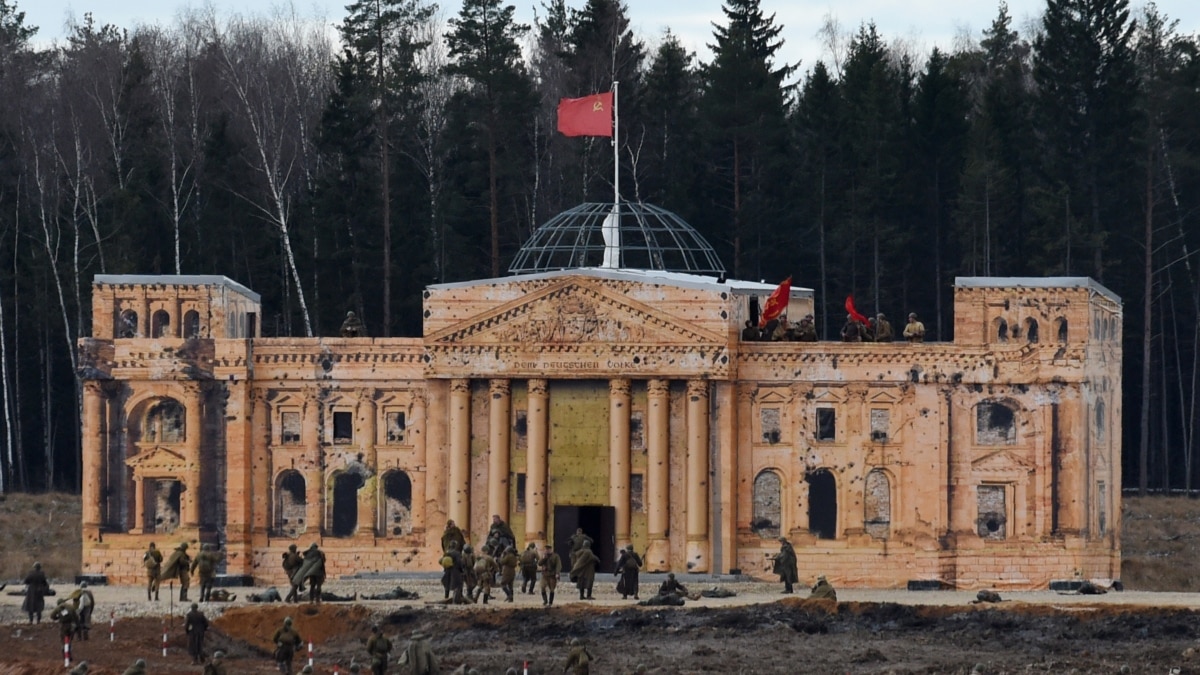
[556, 92, 614, 137]
[845, 295, 869, 325]
[759, 277, 792, 329]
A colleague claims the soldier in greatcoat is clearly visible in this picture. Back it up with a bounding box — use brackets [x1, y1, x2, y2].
[497, 545, 519, 602]
[772, 537, 799, 594]
[615, 546, 642, 600]
[570, 541, 600, 600]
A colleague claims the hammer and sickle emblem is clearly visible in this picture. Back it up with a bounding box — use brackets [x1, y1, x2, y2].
[592, 100, 605, 112]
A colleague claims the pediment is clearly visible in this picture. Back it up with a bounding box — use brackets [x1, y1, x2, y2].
[971, 449, 1033, 472]
[812, 390, 844, 404]
[868, 389, 901, 404]
[756, 388, 791, 405]
[427, 278, 725, 347]
[126, 446, 188, 475]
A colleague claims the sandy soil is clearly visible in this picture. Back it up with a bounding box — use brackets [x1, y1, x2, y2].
[3, 575, 1200, 674]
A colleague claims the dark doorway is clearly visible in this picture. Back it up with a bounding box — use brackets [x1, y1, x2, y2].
[806, 469, 837, 540]
[553, 505, 616, 573]
[331, 472, 363, 537]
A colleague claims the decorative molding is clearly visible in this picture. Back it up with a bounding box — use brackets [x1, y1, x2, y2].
[609, 379, 632, 397]
[528, 379, 548, 396]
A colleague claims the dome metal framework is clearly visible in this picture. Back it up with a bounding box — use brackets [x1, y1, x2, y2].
[508, 202, 726, 276]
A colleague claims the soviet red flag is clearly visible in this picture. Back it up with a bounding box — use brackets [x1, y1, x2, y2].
[556, 92, 614, 137]
[845, 295, 869, 325]
[759, 277, 792, 329]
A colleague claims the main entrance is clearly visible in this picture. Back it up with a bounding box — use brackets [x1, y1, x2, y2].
[554, 505, 616, 573]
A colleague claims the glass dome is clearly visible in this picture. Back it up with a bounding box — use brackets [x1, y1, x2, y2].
[508, 202, 726, 275]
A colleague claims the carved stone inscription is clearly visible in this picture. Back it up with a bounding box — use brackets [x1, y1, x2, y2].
[494, 294, 647, 343]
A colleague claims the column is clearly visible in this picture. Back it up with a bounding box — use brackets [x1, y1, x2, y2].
[359, 391, 378, 534]
[303, 392, 323, 534]
[646, 379, 670, 570]
[449, 379, 471, 529]
[250, 389, 270, 533]
[183, 383, 203, 528]
[714, 381, 737, 574]
[488, 379, 512, 523]
[411, 390, 428, 536]
[609, 379, 632, 552]
[525, 379, 549, 544]
[81, 381, 106, 529]
[224, 381, 254, 572]
[685, 379, 710, 572]
[424, 383, 447, 553]
[947, 394, 973, 539]
[133, 477, 147, 534]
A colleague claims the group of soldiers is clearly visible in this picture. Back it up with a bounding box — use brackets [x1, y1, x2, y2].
[143, 541, 223, 603]
[744, 311, 927, 343]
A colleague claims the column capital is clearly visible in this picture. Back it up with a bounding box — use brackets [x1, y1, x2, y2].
[412, 388, 428, 407]
[528, 378, 548, 396]
[450, 378, 471, 395]
[687, 379, 710, 399]
[83, 380, 108, 397]
[647, 379, 670, 397]
[489, 379, 511, 397]
[609, 378, 631, 397]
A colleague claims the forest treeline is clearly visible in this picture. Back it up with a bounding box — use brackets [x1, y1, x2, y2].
[0, 0, 1196, 495]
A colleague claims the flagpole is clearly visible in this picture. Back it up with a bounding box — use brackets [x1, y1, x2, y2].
[612, 80, 619, 209]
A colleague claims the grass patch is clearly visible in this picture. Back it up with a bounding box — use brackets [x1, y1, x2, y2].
[0, 491, 80, 581]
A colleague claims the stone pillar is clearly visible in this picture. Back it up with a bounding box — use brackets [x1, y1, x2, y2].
[425, 383, 447, 552]
[183, 383, 203, 528]
[303, 393, 323, 534]
[488, 379, 512, 523]
[947, 395, 973, 538]
[685, 379, 710, 572]
[646, 379, 670, 570]
[251, 389, 270, 533]
[714, 381, 737, 573]
[525, 379, 549, 544]
[359, 391, 378, 535]
[609, 379, 632, 552]
[133, 478, 147, 534]
[449, 379, 471, 529]
[411, 390, 429, 536]
[224, 381, 254, 574]
[81, 381, 106, 529]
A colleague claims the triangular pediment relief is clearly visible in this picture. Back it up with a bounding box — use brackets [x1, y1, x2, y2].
[427, 278, 725, 346]
[375, 391, 412, 407]
[266, 391, 304, 409]
[126, 446, 188, 475]
[972, 449, 1033, 472]
[868, 389, 901, 404]
[812, 390, 845, 404]
[756, 389, 791, 405]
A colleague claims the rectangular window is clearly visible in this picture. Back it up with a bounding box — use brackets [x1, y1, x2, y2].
[816, 407, 836, 441]
[761, 408, 781, 444]
[386, 411, 406, 443]
[515, 473, 526, 512]
[630, 474, 645, 512]
[1098, 481, 1107, 535]
[976, 484, 1007, 541]
[281, 412, 301, 445]
[333, 411, 353, 444]
[870, 409, 889, 442]
[630, 411, 645, 451]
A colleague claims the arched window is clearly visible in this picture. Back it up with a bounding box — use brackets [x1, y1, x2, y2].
[183, 310, 201, 339]
[1054, 317, 1068, 343]
[806, 469, 837, 540]
[976, 401, 1017, 445]
[275, 470, 307, 537]
[864, 469, 891, 539]
[331, 471, 364, 537]
[1095, 401, 1106, 443]
[1025, 318, 1039, 343]
[119, 310, 139, 338]
[382, 470, 413, 536]
[144, 399, 186, 443]
[994, 317, 1008, 342]
[152, 310, 171, 338]
[751, 470, 782, 539]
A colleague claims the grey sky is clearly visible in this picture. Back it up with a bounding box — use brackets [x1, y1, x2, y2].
[22, 0, 1200, 76]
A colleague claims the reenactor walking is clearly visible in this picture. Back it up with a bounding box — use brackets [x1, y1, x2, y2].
[398, 630, 438, 675]
[272, 616, 304, 675]
[192, 543, 221, 602]
[294, 543, 327, 604]
[366, 624, 392, 675]
[282, 544, 303, 602]
[519, 543, 539, 594]
[497, 545, 519, 602]
[64, 581, 95, 640]
[473, 546, 499, 604]
[159, 542, 193, 602]
[538, 544, 562, 606]
[564, 637, 594, 675]
[772, 537, 799, 594]
[21, 561, 49, 623]
[442, 540, 467, 604]
[143, 543, 163, 601]
[567, 528, 593, 566]
[460, 544, 478, 602]
[186, 602, 209, 664]
[570, 542, 600, 600]
[615, 546, 643, 600]
[203, 650, 228, 675]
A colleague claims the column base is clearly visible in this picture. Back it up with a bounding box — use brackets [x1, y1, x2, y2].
[685, 539, 709, 573]
[646, 538, 670, 572]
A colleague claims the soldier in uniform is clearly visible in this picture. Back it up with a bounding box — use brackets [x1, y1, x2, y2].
[443, 540, 467, 604]
[64, 581, 95, 640]
[772, 537, 799, 594]
[340, 311, 365, 337]
[809, 574, 837, 600]
[657, 573, 687, 598]
[282, 544, 303, 602]
[740, 320, 759, 341]
[442, 519, 466, 553]
[564, 637, 594, 675]
[186, 602, 209, 664]
[143, 543, 163, 601]
[398, 630, 438, 675]
[460, 544, 478, 602]
[272, 616, 304, 675]
[298, 543, 327, 604]
[22, 561, 49, 623]
[874, 313, 894, 341]
[488, 514, 516, 551]
[795, 314, 818, 341]
[570, 541, 600, 600]
[122, 659, 147, 675]
[497, 545, 519, 602]
[567, 528, 593, 566]
[192, 543, 220, 602]
[203, 650, 227, 675]
[365, 624, 392, 675]
[840, 314, 863, 342]
[615, 546, 642, 600]
[903, 312, 926, 342]
[519, 543, 539, 594]
[161, 542, 193, 602]
[473, 546, 499, 604]
[50, 600, 79, 643]
[538, 543, 561, 606]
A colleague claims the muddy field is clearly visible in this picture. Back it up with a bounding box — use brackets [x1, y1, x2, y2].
[4, 590, 1200, 674]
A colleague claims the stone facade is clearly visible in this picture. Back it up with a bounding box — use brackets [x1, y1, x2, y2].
[78, 271, 1122, 589]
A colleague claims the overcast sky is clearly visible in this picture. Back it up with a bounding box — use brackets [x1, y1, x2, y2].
[21, 0, 1200, 76]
